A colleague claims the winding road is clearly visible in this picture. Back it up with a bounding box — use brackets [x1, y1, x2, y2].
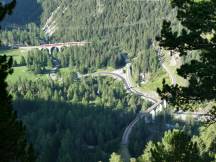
[118, 50, 180, 161]
[21, 42, 177, 161]
[21, 42, 208, 161]
[21, 41, 208, 162]
[93, 71, 158, 103]
[93, 51, 177, 162]
[86, 64, 163, 162]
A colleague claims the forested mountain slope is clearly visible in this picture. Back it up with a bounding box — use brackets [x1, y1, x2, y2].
[10, 76, 149, 162]
[2, 0, 178, 83]
[41, 0, 178, 83]
[2, 0, 215, 162]
[2, 0, 42, 26]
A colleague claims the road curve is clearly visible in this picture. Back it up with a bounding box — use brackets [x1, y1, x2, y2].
[118, 49, 179, 161]
[87, 69, 162, 162]
[121, 101, 162, 143]
[94, 71, 158, 103]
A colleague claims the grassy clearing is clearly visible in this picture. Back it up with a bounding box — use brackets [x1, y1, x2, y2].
[58, 67, 73, 78]
[59, 67, 71, 74]
[129, 49, 187, 93]
[0, 49, 28, 62]
[97, 66, 115, 72]
[1, 49, 49, 83]
[169, 65, 188, 87]
[140, 69, 171, 92]
[162, 49, 188, 87]
[59, 66, 115, 76]
[7, 66, 49, 84]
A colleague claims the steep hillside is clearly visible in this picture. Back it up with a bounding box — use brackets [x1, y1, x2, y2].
[1, 0, 178, 83]
[2, 0, 42, 26]
[40, 0, 178, 83]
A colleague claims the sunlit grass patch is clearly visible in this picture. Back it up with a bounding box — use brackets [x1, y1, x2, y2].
[7, 66, 49, 83]
[140, 69, 171, 92]
[0, 49, 28, 62]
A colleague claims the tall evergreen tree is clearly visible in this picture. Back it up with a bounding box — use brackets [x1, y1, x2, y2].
[156, 0, 216, 121]
[0, 1, 35, 162]
[109, 153, 123, 162]
[138, 129, 201, 162]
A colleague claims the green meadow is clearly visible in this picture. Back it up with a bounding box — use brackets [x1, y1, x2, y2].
[1, 49, 49, 83]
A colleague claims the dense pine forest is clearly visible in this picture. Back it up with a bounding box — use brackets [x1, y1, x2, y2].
[1, 0, 216, 162]
[2, 0, 179, 83]
[14, 101, 133, 162]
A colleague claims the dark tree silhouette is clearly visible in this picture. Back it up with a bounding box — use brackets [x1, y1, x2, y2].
[0, 1, 35, 162]
[150, 130, 201, 162]
[156, 0, 216, 122]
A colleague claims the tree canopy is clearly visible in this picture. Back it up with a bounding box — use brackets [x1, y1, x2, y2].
[138, 129, 201, 162]
[156, 0, 216, 121]
[0, 1, 35, 161]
